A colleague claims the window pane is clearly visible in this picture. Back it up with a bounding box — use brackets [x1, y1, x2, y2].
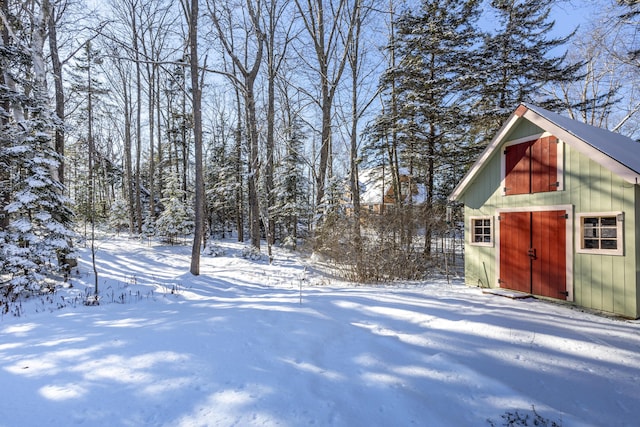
[584, 239, 599, 249]
[601, 217, 617, 226]
[483, 219, 491, 226]
[602, 240, 618, 250]
[483, 236, 491, 242]
[584, 217, 598, 226]
[584, 227, 598, 238]
[601, 228, 617, 238]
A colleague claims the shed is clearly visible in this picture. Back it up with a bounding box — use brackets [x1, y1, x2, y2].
[449, 103, 640, 318]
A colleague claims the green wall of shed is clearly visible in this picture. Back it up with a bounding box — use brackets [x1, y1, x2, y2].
[460, 122, 639, 318]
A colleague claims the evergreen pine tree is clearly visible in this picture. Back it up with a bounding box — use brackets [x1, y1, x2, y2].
[475, 0, 582, 135]
[206, 135, 239, 239]
[156, 172, 194, 244]
[617, 0, 639, 63]
[272, 117, 309, 250]
[67, 41, 109, 224]
[108, 198, 130, 234]
[0, 32, 75, 295]
[140, 212, 157, 241]
[367, 0, 482, 254]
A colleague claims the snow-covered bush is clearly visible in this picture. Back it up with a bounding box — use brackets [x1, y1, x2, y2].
[155, 173, 194, 244]
[241, 245, 263, 261]
[203, 243, 225, 257]
[108, 198, 130, 234]
[487, 406, 562, 427]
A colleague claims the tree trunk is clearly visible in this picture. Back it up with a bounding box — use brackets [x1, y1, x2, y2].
[123, 81, 135, 234]
[132, 11, 143, 234]
[246, 83, 261, 250]
[147, 62, 156, 224]
[266, 27, 276, 261]
[156, 69, 163, 201]
[234, 90, 244, 242]
[46, 0, 65, 186]
[189, 0, 204, 275]
[86, 43, 99, 295]
[0, 0, 12, 230]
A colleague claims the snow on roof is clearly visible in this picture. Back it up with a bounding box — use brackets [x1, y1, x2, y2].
[524, 103, 640, 175]
[450, 103, 640, 201]
[359, 166, 427, 205]
[359, 167, 387, 205]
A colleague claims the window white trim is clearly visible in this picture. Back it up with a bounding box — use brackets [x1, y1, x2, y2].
[556, 138, 565, 191]
[576, 212, 624, 256]
[469, 216, 494, 247]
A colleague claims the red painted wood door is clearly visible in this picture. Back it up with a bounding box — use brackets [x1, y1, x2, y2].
[499, 211, 567, 300]
[504, 137, 558, 195]
[499, 212, 531, 293]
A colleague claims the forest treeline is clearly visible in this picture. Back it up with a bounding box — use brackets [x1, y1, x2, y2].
[1, 0, 638, 298]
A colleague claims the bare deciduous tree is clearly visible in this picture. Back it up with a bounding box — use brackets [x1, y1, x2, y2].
[207, 0, 265, 250]
[178, 0, 205, 275]
[293, 0, 358, 223]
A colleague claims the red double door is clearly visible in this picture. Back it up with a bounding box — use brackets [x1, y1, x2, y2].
[499, 210, 567, 300]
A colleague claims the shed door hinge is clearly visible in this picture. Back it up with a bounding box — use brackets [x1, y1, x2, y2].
[559, 291, 569, 296]
[550, 181, 560, 187]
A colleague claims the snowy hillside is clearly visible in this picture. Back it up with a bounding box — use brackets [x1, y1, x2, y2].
[0, 236, 639, 426]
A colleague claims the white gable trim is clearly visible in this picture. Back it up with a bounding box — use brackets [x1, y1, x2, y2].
[449, 113, 520, 201]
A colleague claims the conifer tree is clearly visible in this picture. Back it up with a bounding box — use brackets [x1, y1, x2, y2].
[0, 11, 75, 295]
[108, 198, 130, 234]
[206, 131, 238, 239]
[67, 41, 109, 224]
[369, 0, 482, 254]
[156, 172, 194, 245]
[273, 117, 309, 249]
[617, 0, 639, 64]
[475, 0, 582, 136]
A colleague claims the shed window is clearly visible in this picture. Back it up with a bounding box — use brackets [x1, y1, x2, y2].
[470, 216, 493, 247]
[577, 212, 624, 256]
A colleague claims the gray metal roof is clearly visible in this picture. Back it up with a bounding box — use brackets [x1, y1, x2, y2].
[524, 103, 640, 175]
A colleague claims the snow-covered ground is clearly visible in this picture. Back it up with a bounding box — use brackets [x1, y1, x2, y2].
[1, 236, 639, 427]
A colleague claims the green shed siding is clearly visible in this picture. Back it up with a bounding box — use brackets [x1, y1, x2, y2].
[566, 142, 637, 317]
[635, 185, 640, 318]
[460, 120, 639, 318]
[503, 120, 544, 142]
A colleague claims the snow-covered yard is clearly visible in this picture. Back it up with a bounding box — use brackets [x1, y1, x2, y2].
[1, 237, 639, 426]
